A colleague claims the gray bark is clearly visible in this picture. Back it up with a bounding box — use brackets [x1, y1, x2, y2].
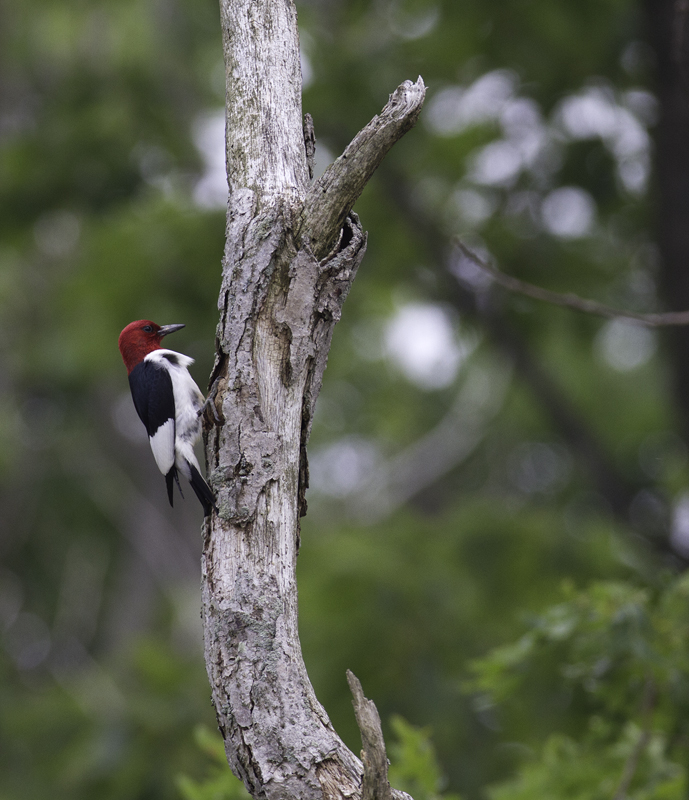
[200, 1, 425, 800]
[347, 670, 409, 800]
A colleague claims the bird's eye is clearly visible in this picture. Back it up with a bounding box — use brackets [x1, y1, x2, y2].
[143, 325, 153, 333]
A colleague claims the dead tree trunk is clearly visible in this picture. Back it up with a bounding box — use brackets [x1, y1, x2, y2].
[200, 2, 425, 799]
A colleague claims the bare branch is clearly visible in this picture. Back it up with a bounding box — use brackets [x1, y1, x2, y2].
[347, 671, 412, 800]
[303, 78, 426, 259]
[456, 239, 689, 327]
[347, 671, 393, 800]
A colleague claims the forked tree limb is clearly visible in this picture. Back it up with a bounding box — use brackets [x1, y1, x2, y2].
[201, 2, 425, 799]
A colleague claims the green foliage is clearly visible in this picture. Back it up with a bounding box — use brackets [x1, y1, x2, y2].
[0, 636, 218, 800]
[176, 727, 250, 800]
[489, 723, 684, 800]
[469, 577, 689, 799]
[388, 716, 462, 800]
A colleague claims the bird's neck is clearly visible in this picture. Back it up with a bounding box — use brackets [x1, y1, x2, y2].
[120, 341, 161, 374]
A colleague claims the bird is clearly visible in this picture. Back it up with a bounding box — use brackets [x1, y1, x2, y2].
[118, 319, 217, 517]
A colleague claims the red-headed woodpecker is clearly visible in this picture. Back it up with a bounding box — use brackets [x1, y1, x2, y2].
[118, 320, 216, 517]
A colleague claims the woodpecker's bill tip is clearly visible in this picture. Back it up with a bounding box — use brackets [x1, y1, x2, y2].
[158, 323, 185, 337]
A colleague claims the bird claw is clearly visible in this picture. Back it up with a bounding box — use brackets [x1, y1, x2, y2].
[199, 377, 223, 424]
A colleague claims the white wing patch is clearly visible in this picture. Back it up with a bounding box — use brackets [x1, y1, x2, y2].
[149, 418, 175, 475]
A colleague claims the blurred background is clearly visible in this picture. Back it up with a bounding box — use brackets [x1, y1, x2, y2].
[2, 0, 689, 797]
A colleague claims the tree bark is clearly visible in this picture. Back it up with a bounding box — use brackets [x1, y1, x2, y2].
[200, 2, 425, 799]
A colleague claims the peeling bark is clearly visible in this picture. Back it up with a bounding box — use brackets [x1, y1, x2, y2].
[201, 1, 425, 799]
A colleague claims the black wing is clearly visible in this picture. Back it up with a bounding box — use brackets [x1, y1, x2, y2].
[128, 360, 175, 437]
[129, 360, 176, 476]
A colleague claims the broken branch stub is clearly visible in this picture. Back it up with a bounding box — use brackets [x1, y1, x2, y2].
[347, 670, 394, 800]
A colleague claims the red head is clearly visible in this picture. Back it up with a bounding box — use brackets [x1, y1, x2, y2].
[118, 320, 185, 373]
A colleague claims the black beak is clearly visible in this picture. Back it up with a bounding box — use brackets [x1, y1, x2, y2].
[158, 323, 185, 337]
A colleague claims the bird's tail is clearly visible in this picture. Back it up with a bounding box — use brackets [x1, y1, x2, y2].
[188, 462, 217, 517]
[165, 468, 176, 507]
[165, 466, 185, 507]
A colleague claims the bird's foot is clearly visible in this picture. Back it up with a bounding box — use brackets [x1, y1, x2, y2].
[199, 376, 223, 424]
